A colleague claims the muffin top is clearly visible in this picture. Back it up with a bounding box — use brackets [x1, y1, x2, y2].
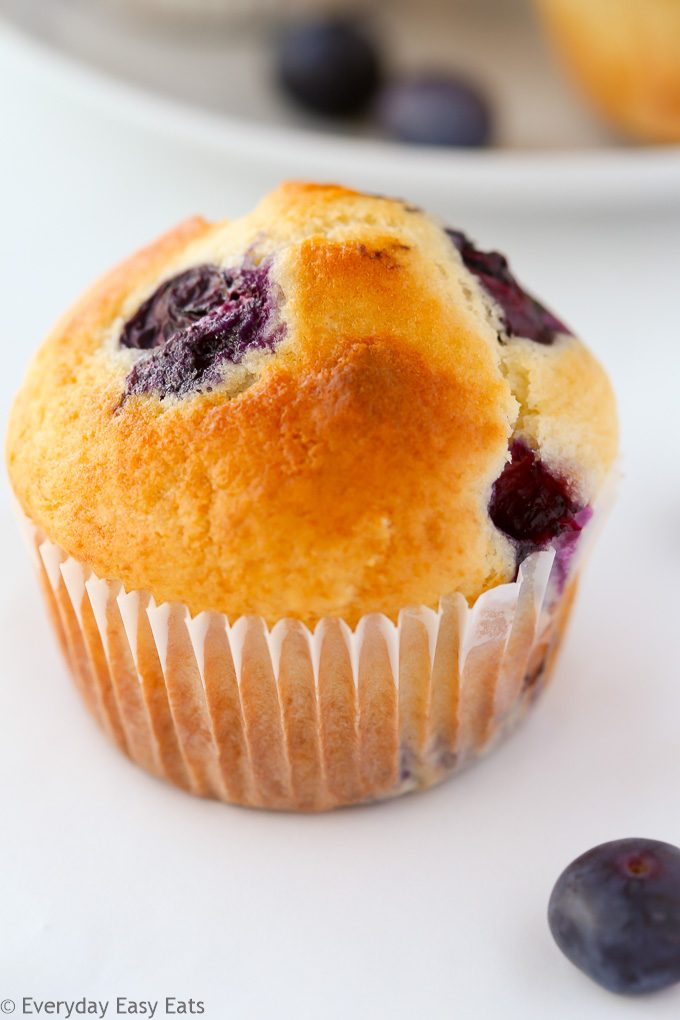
[6, 182, 617, 626]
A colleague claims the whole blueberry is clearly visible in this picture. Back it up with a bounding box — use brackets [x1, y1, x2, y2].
[376, 74, 492, 147]
[277, 19, 382, 117]
[548, 839, 680, 995]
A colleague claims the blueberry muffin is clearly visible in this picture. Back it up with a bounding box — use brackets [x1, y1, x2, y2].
[534, 0, 680, 143]
[6, 183, 617, 810]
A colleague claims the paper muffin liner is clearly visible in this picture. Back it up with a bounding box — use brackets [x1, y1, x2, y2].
[14, 477, 614, 811]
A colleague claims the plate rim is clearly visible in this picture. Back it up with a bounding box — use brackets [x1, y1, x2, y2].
[2, 13, 680, 209]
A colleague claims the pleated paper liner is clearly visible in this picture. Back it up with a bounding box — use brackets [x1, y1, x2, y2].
[18, 455, 622, 811]
[15, 496, 608, 812]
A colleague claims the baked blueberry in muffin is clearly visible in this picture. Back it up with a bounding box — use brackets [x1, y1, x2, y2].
[6, 183, 617, 809]
[119, 262, 284, 401]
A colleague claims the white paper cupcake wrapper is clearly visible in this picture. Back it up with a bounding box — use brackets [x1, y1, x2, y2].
[14, 471, 616, 810]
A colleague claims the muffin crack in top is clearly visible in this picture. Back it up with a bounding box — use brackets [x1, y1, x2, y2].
[6, 181, 617, 626]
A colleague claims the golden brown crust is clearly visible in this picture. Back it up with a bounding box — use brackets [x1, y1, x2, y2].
[6, 183, 618, 626]
[534, 0, 680, 142]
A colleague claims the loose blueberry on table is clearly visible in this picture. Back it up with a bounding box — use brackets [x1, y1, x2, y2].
[549, 839, 680, 995]
[277, 18, 382, 117]
[376, 74, 492, 148]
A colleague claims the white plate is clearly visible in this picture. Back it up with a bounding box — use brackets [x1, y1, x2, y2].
[1, 0, 680, 210]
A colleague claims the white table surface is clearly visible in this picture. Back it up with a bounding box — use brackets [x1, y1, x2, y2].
[1, 22, 679, 1020]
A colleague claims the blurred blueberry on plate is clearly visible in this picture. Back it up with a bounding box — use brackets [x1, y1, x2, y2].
[376, 74, 492, 147]
[549, 838, 680, 995]
[277, 18, 382, 117]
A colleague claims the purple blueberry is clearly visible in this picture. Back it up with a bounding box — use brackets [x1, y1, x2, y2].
[277, 19, 382, 117]
[446, 229, 571, 344]
[121, 265, 234, 351]
[549, 839, 680, 995]
[489, 442, 584, 550]
[119, 262, 283, 403]
[376, 74, 492, 148]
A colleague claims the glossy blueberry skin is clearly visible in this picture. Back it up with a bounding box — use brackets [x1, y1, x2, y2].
[277, 19, 381, 117]
[549, 839, 680, 995]
[376, 75, 492, 147]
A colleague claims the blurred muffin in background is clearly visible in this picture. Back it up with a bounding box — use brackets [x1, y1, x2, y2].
[533, 0, 680, 143]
